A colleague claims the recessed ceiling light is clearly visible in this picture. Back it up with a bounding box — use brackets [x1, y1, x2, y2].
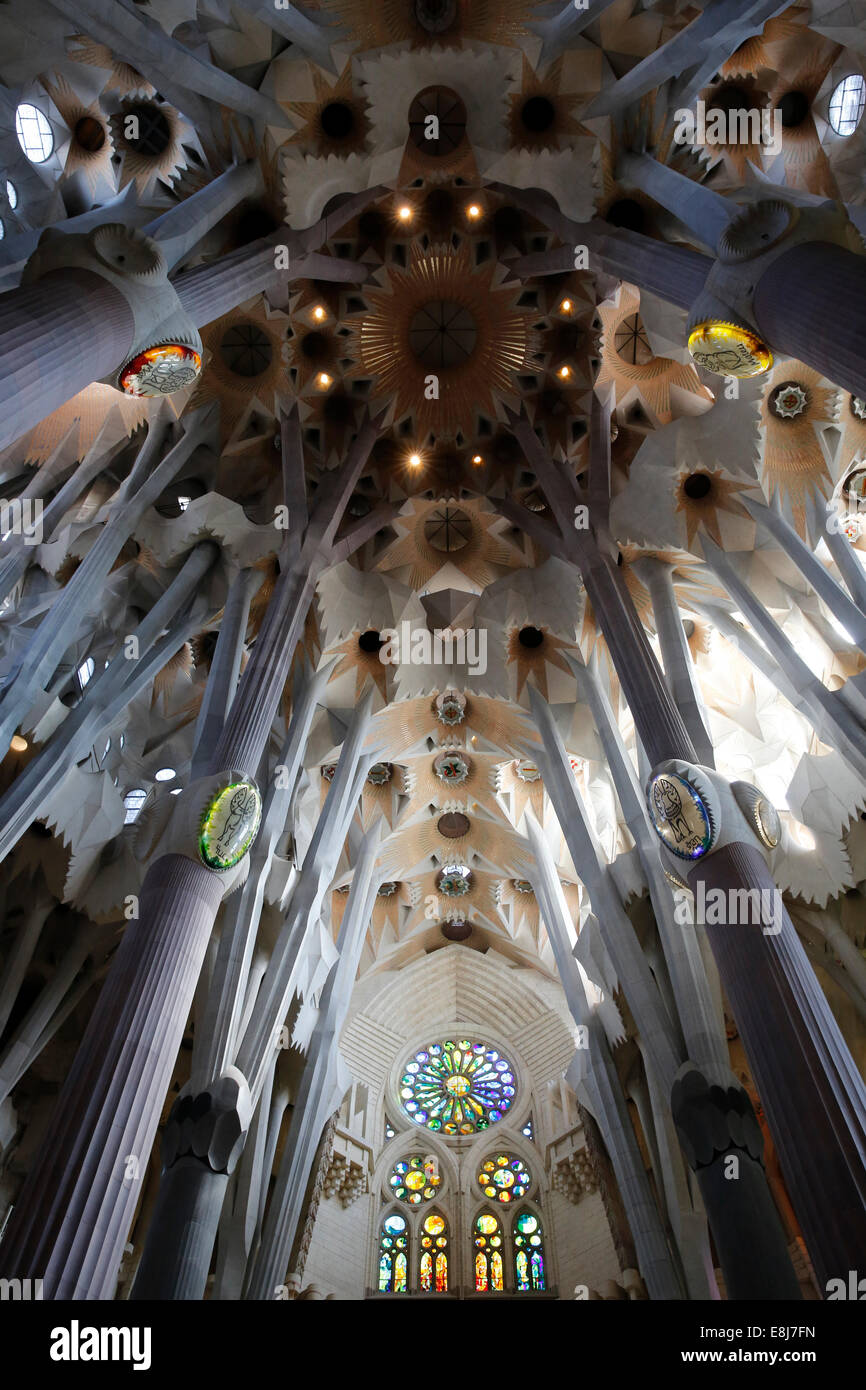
[560, 298, 572, 313]
[312, 305, 326, 321]
[398, 204, 413, 221]
[558, 365, 571, 378]
[317, 372, 332, 388]
[466, 203, 481, 219]
[408, 453, 422, 468]
[10, 734, 27, 753]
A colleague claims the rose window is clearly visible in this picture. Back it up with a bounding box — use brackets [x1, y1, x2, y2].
[399, 1039, 516, 1134]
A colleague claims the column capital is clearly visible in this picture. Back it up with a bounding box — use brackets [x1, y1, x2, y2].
[22, 223, 202, 398]
[161, 1070, 252, 1177]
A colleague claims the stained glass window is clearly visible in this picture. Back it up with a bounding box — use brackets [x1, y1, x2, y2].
[389, 1154, 442, 1204]
[513, 1209, 546, 1291]
[474, 1211, 505, 1292]
[419, 1210, 449, 1293]
[378, 1212, 408, 1293]
[399, 1039, 516, 1134]
[478, 1153, 531, 1204]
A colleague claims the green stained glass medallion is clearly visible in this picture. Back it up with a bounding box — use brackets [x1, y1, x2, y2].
[198, 780, 262, 871]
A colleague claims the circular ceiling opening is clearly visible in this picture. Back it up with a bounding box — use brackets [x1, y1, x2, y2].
[219, 323, 273, 378]
[493, 205, 524, 244]
[518, 625, 545, 649]
[423, 186, 455, 228]
[323, 392, 353, 424]
[780, 90, 810, 128]
[299, 330, 329, 361]
[415, 0, 457, 33]
[409, 301, 477, 369]
[520, 95, 556, 133]
[423, 504, 473, 553]
[74, 115, 106, 153]
[683, 472, 712, 500]
[320, 102, 355, 140]
[440, 919, 472, 941]
[358, 629, 384, 653]
[605, 199, 647, 233]
[614, 313, 652, 365]
[358, 208, 387, 241]
[123, 103, 171, 156]
[708, 83, 753, 112]
[437, 811, 471, 838]
[408, 86, 467, 157]
[235, 203, 280, 243]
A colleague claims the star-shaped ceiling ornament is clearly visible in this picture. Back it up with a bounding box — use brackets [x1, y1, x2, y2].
[349, 240, 537, 442]
[374, 497, 526, 591]
[505, 624, 576, 701]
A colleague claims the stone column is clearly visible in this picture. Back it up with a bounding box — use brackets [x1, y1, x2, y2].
[753, 241, 866, 401]
[632, 558, 715, 768]
[688, 842, 866, 1289]
[244, 820, 385, 1300]
[501, 420, 866, 1291]
[0, 420, 383, 1298]
[0, 270, 134, 452]
[130, 1072, 251, 1301]
[618, 153, 732, 251]
[0, 854, 225, 1297]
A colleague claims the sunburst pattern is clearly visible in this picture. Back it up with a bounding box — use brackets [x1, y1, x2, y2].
[281, 63, 370, 158]
[349, 241, 536, 441]
[317, 0, 535, 53]
[505, 625, 576, 701]
[187, 296, 290, 441]
[507, 56, 591, 153]
[107, 98, 195, 196]
[374, 497, 525, 590]
[674, 467, 751, 551]
[42, 75, 116, 199]
[760, 361, 838, 536]
[596, 284, 713, 425]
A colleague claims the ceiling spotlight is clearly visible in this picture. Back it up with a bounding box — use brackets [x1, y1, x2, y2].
[10, 734, 27, 753]
[408, 452, 422, 468]
[558, 365, 571, 379]
[398, 204, 413, 221]
[317, 372, 332, 388]
[312, 305, 326, 321]
[466, 203, 482, 219]
[560, 298, 572, 313]
[472, 454, 483, 465]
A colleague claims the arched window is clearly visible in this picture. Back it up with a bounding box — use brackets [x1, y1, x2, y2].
[477, 1152, 531, 1205]
[473, 1211, 504, 1292]
[513, 1209, 546, 1291]
[377, 1212, 408, 1293]
[419, 1210, 449, 1293]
